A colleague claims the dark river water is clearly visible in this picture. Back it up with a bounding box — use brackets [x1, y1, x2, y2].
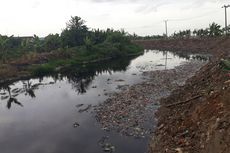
[0, 50, 207, 153]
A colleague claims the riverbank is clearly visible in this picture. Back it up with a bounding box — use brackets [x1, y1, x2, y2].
[135, 38, 230, 153]
[95, 38, 230, 153]
[134, 37, 230, 57]
[149, 56, 230, 153]
[0, 50, 195, 153]
[95, 60, 207, 139]
[0, 43, 143, 84]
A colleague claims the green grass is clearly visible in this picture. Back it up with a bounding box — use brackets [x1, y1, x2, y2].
[32, 64, 55, 76]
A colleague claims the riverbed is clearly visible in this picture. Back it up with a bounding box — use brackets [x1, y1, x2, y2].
[0, 50, 207, 153]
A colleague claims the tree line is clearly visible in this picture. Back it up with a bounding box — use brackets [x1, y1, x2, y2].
[172, 22, 228, 38]
[130, 22, 230, 40]
[0, 16, 134, 62]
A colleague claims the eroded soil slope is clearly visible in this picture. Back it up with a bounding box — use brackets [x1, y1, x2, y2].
[135, 38, 230, 153]
[150, 60, 230, 153]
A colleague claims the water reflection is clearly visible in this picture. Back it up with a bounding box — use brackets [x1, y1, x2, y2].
[171, 51, 210, 61]
[0, 50, 209, 153]
[0, 80, 56, 109]
[22, 80, 37, 98]
[0, 51, 209, 109]
[54, 56, 134, 94]
[0, 85, 23, 109]
[0, 56, 136, 108]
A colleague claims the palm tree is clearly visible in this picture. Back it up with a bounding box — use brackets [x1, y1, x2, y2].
[209, 22, 223, 37]
[222, 25, 230, 35]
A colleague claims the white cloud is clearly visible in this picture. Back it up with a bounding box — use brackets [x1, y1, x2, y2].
[0, 0, 229, 36]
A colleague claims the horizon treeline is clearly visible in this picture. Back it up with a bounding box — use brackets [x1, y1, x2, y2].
[131, 22, 230, 40]
[0, 16, 142, 63]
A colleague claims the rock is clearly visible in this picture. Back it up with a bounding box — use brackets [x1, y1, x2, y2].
[175, 148, 183, 153]
[224, 80, 230, 84]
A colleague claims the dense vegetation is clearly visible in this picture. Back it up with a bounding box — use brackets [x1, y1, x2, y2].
[0, 16, 142, 64]
[0, 16, 143, 77]
[131, 22, 230, 40]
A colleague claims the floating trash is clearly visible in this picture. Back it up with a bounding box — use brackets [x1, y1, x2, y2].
[73, 122, 80, 128]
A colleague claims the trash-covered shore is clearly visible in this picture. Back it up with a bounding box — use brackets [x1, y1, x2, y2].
[94, 60, 207, 139]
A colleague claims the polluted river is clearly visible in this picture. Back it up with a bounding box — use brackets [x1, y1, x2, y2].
[0, 50, 208, 153]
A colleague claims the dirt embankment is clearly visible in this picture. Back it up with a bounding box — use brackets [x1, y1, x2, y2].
[134, 37, 230, 57]
[0, 51, 71, 81]
[135, 38, 230, 153]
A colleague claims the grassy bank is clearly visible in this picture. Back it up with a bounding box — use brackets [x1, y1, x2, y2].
[0, 41, 143, 81]
[0, 16, 144, 81]
[31, 42, 143, 76]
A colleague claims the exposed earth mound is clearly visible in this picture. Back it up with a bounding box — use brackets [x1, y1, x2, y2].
[150, 59, 230, 153]
[135, 38, 230, 153]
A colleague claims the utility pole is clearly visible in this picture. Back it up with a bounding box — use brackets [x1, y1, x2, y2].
[164, 20, 168, 38]
[222, 5, 230, 35]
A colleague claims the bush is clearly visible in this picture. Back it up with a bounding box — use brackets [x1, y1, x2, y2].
[32, 64, 55, 76]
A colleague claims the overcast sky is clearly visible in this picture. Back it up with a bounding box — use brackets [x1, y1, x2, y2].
[0, 0, 229, 37]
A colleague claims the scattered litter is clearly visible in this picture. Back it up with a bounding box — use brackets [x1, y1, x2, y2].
[73, 122, 80, 128]
[95, 61, 206, 138]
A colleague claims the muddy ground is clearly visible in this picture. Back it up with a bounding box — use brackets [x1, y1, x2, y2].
[150, 59, 230, 153]
[134, 37, 230, 57]
[96, 37, 230, 153]
[95, 61, 206, 139]
[136, 38, 230, 153]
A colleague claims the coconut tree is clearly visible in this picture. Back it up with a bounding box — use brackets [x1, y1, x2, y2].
[209, 22, 223, 37]
[222, 25, 230, 35]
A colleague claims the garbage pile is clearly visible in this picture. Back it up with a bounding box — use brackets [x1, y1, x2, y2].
[95, 60, 207, 138]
